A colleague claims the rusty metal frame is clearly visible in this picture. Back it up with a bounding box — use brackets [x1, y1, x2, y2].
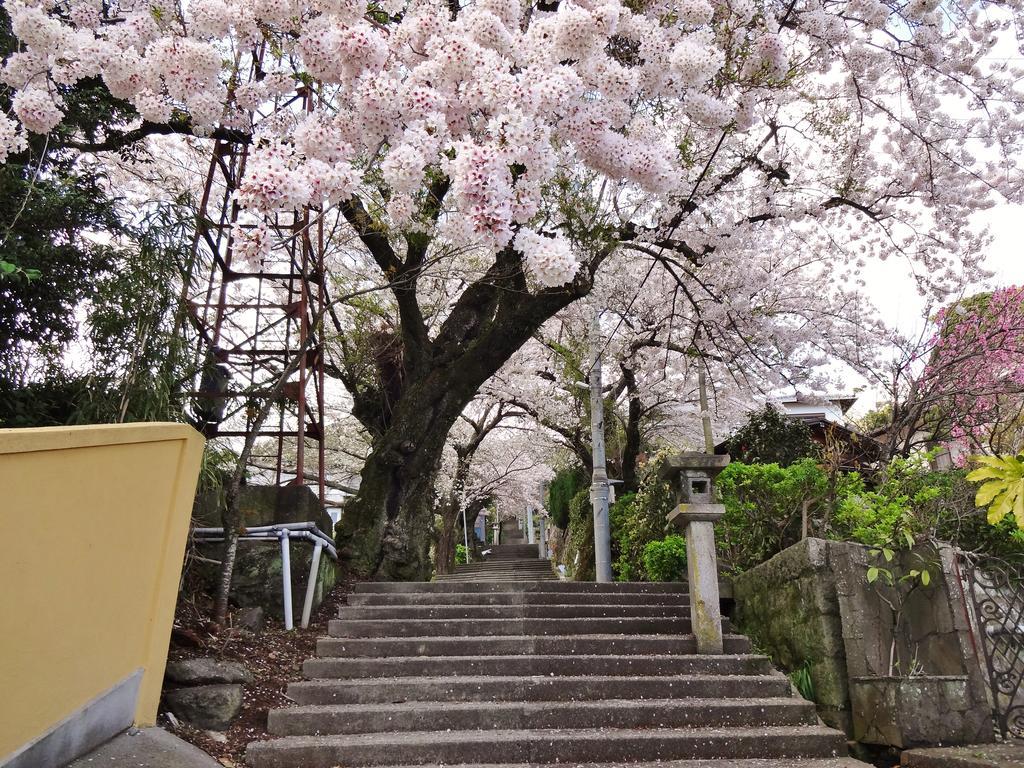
[186, 85, 326, 502]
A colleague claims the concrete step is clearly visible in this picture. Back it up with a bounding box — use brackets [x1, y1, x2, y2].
[302, 653, 772, 679]
[438, 566, 554, 575]
[311, 762, 869, 768]
[327, 616, 707, 637]
[337, 604, 687, 620]
[435, 574, 557, 580]
[287, 673, 793, 705]
[267, 697, 819, 736]
[316, 633, 752, 658]
[483, 544, 540, 556]
[435, 575, 558, 582]
[352, 581, 689, 594]
[447, 560, 549, 568]
[346, 591, 692, 606]
[247, 725, 847, 767]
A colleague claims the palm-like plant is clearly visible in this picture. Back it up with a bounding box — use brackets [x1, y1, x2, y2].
[968, 455, 1024, 526]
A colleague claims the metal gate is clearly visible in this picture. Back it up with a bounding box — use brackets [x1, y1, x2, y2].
[959, 552, 1024, 738]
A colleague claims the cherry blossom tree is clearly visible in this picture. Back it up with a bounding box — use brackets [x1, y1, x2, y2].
[433, 398, 536, 573]
[6, 0, 1024, 577]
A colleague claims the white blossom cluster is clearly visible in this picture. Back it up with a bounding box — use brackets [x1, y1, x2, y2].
[0, 0, 1021, 302]
[514, 228, 580, 287]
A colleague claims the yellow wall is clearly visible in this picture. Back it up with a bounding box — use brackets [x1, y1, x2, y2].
[0, 423, 205, 759]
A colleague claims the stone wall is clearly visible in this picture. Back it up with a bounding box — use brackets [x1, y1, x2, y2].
[733, 538, 992, 746]
[190, 485, 338, 623]
[732, 538, 852, 732]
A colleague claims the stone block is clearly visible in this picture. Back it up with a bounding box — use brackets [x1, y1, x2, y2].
[194, 537, 338, 616]
[193, 484, 333, 537]
[850, 675, 974, 748]
[164, 684, 243, 730]
[165, 658, 252, 686]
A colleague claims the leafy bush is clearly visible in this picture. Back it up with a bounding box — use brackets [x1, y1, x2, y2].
[613, 451, 676, 581]
[562, 487, 594, 580]
[455, 544, 468, 565]
[548, 464, 587, 530]
[717, 459, 828, 573]
[725, 405, 820, 467]
[968, 455, 1024, 527]
[642, 536, 687, 582]
[608, 491, 636, 571]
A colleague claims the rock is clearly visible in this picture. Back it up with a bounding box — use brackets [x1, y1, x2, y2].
[166, 658, 252, 686]
[164, 684, 243, 730]
[235, 606, 265, 634]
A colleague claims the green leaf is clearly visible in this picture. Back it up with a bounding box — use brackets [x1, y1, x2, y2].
[867, 567, 879, 584]
[989, 490, 1013, 525]
[967, 467, 1003, 482]
[0, 261, 16, 274]
[921, 570, 931, 586]
[977, 480, 1007, 508]
[903, 530, 914, 548]
[882, 548, 894, 562]
[973, 455, 1010, 469]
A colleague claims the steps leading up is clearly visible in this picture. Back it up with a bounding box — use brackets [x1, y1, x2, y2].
[248, 726, 847, 767]
[436, 519, 555, 581]
[249, 517, 864, 768]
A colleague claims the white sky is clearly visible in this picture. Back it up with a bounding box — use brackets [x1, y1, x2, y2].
[840, 203, 1022, 416]
[862, 205, 1020, 335]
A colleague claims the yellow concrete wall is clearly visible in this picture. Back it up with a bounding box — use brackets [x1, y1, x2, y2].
[0, 423, 205, 759]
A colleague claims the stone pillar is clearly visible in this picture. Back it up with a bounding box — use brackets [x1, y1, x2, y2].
[538, 516, 548, 559]
[663, 453, 731, 655]
[526, 506, 536, 544]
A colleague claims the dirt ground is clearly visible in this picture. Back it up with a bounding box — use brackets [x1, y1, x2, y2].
[161, 577, 354, 767]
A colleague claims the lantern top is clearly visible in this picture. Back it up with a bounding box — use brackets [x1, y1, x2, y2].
[660, 452, 731, 478]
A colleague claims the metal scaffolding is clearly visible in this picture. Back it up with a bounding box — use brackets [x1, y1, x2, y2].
[184, 85, 326, 501]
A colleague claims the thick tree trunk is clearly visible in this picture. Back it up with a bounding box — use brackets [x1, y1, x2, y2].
[336, 365, 496, 580]
[621, 367, 643, 493]
[435, 514, 458, 575]
[334, 242, 606, 580]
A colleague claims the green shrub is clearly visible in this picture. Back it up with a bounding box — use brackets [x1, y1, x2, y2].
[455, 544, 468, 565]
[613, 451, 677, 581]
[717, 458, 828, 573]
[609, 492, 636, 572]
[725, 405, 820, 467]
[642, 536, 687, 581]
[548, 464, 587, 530]
[563, 487, 594, 580]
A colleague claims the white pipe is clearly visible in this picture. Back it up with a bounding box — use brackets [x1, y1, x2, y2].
[300, 541, 323, 629]
[279, 530, 293, 631]
[539, 516, 548, 559]
[526, 506, 536, 544]
[193, 522, 319, 535]
[194, 529, 337, 560]
[461, 506, 470, 564]
[193, 523, 335, 550]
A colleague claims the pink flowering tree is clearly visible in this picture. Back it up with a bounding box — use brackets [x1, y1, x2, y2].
[5, 0, 1024, 577]
[924, 287, 1024, 455]
[867, 286, 1024, 458]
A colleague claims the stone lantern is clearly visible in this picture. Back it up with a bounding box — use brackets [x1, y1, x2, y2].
[662, 452, 731, 654]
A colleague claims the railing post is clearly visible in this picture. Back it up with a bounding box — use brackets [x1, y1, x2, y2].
[538, 516, 548, 559]
[663, 453, 730, 654]
[279, 530, 294, 631]
[526, 506, 536, 544]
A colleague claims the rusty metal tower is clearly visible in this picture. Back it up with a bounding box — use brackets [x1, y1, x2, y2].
[184, 85, 327, 501]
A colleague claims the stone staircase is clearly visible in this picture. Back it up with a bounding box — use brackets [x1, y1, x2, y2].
[248, 539, 867, 768]
[436, 520, 554, 582]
